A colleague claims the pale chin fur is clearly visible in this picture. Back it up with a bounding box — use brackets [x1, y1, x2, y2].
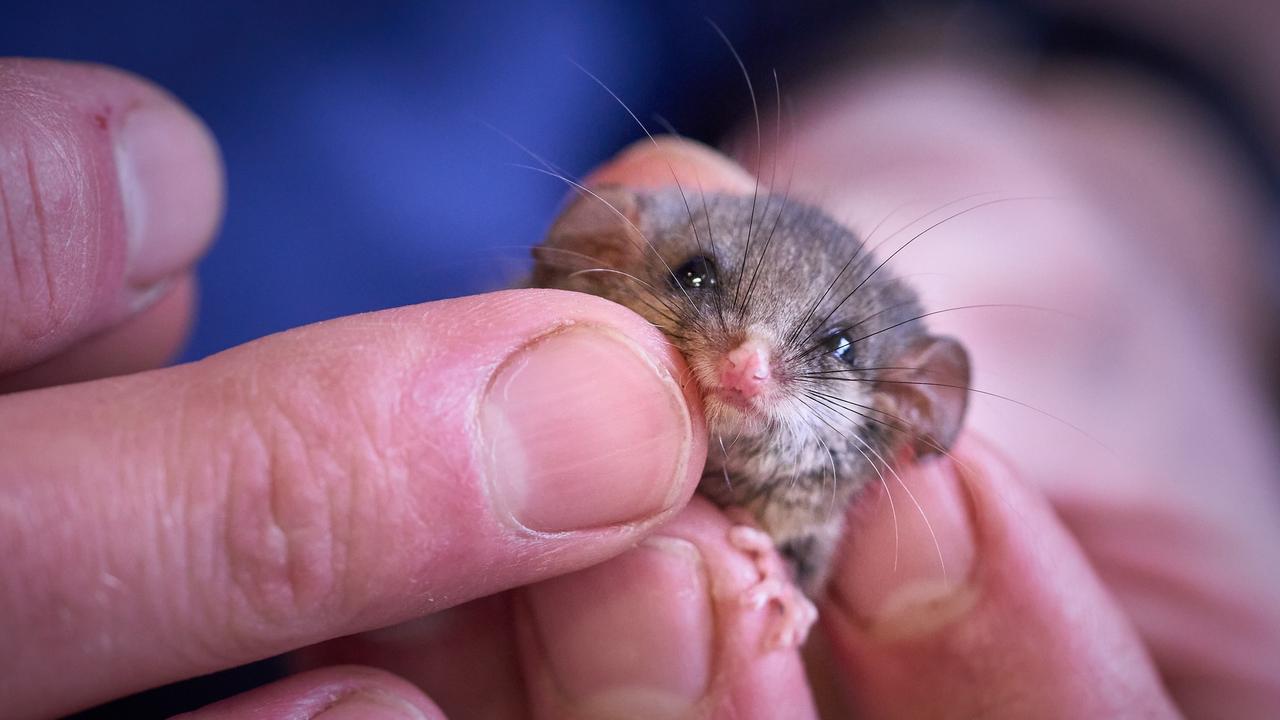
[703, 396, 761, 435]
[695, 358, 872, 458]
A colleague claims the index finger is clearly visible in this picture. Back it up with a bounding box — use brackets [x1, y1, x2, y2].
[0, 289, 704, 718]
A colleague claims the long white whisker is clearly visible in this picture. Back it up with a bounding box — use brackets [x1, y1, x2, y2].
[851, 440, 900, 573]
[717, 435, 733, 493]
[482, 121, 569, 177]
[854, 433, 946, 582]
[814, 433, 838, 520]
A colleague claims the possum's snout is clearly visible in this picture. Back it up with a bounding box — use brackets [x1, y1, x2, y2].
[697, 332, 785, 424]
[717, 337, 772, 400]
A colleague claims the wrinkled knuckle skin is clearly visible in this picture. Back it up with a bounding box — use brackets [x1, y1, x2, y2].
[0, 69, 123, 370]
[193, 358, 395, 657]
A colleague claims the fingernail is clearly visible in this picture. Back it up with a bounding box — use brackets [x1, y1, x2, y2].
[114, 101, 223, 289]
[481, 326, 693, 532]
[835, 456, 977, 639]
[526, 537, 713, 718]
[312, 691, 427, 720]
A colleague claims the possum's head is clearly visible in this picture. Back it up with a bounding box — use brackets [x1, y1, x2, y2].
[532, 186, 970, 460]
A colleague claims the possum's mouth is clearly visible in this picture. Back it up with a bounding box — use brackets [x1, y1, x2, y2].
[685, 349, 779, 437]
[707, 387, 757, 412]
[701, 388, 774, 437]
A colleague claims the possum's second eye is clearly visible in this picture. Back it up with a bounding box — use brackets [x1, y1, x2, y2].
[821, 330, 856, 365]
[672, 256, 718, 290]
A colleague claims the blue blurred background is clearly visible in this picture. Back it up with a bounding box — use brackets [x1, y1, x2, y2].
[4, 0, 880, 362]
[4, 1, 1274, 365]
[5, 0, 1275, 716]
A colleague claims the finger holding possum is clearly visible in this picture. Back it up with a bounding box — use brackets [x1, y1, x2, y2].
[584, 136, 757, 194]
[517, 498, 818, 720]
[0, 289, 705, 718]
[822, 436, 1179, 719]
[298, 500, 819, 720]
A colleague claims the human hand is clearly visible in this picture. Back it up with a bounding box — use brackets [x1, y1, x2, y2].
[737, 57, 1280, 718]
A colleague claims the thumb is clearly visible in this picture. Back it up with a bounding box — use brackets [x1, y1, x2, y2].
[822, 436, 1178, 718]
[0, 58, 221, 374]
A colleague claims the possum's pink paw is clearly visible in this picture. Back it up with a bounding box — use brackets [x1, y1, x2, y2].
[727, 522, 818, 650]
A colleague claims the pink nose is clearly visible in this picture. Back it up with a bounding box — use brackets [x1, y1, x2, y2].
[719, 339, 772, 398]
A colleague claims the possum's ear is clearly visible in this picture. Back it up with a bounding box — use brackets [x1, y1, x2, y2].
[532, 186, 644, 283]
[879, 335, 971, 456]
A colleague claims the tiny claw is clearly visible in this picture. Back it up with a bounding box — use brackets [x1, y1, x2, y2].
[724, 513, 819, 651]
[771, 627, 796, 649]
[728, 524, 773, 553]
[743, 586, 773, 610]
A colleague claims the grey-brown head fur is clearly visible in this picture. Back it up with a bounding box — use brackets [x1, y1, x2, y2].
[532, 185, 970, 595]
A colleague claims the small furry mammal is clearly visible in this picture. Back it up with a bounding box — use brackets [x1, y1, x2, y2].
[531, 167, 970, 642]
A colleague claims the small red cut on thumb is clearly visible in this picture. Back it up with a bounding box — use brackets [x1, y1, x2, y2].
[821, 436, 1178, 718]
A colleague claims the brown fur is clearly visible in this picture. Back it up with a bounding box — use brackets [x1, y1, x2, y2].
[532, 186, 970, 595]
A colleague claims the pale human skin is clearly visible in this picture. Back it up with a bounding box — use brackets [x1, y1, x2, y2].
[741, 48, 1280, 718]
[0, 56, 1275, 719]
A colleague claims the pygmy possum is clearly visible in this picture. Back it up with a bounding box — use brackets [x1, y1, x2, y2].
[530, 157, 971, 647]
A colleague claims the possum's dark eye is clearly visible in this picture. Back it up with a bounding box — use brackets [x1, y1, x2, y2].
[672, 256, 718, 290]
[822, 330, 856, 365]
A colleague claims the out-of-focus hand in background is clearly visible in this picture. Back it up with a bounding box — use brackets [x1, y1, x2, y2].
[742, 47, 1280, 718]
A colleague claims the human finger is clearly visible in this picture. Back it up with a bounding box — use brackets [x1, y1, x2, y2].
[517, 497, 818, 720]
[290, 594, 530, 719]
[294, 500, 820, 720]
[0, 272, 195, 393]
[584, 135, 756, 194]
[176, 665, 444, 720]
[822, 436, 1179, 718]
[0, 58, 220, 375]
[0, 288, 704, 717]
